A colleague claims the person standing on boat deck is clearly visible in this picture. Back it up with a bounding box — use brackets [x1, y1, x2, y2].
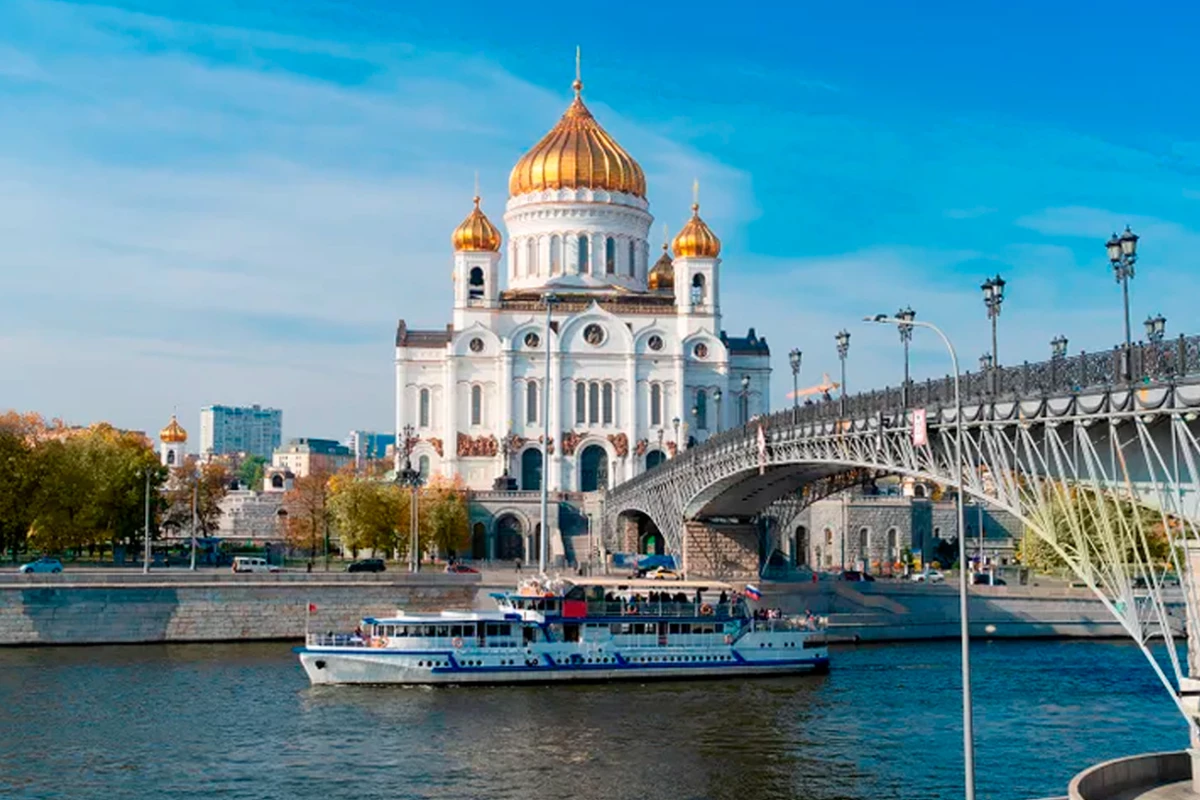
[515, 559, 522, 573]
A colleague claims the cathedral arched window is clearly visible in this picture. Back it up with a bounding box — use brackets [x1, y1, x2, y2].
[691, 273, 707, 305]
[576, 383, 586, 425]
[550, 234, 562, 274]
[695, 389, 707, 431]
[471, 385, 483, 426]
[605, 237, 616, 274]
[526, 238, 537, 277]
[419, 388, 430, 428]
[628, 239, 636, 277]
[468, 267, 484, 299]
[650, 384, 662, 426]
[418, 455, 430, 480]
[588, 382, 600, 425]
[578, 235, 589, 274]
[602, 383, 613, 425]
[526, 381, 538, 425]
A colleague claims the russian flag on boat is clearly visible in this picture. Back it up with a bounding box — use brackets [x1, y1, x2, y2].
[744, 584, 762, 601]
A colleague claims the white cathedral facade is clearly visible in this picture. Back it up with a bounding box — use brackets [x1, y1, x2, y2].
[394, 73, 771, 499]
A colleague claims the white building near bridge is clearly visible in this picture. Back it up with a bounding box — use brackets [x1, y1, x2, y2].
[394, 70, 772, 498]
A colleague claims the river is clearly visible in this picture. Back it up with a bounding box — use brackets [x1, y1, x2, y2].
[0, 639, 1186, 800]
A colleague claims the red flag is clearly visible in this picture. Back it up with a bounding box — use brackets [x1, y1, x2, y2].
[308, 603, 317, 613]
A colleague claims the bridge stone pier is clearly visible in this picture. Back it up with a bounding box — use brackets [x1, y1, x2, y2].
[682, 521, 759, 580]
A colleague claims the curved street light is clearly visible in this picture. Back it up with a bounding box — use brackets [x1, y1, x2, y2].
[866, 312, 974, 800]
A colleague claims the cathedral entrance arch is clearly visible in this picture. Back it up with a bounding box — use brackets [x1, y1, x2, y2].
[794, 525, 808, 567]
[639, 531, 664, 555]
[521, 448, 543, 491]
[579, 445, 608, 492]
[496, 515, 524, 561]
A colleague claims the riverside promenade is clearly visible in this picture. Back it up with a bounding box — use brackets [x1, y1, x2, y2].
[0, 568, 1164, 646]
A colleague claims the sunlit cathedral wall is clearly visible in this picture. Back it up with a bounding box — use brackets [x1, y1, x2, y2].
[394, 74, 771, 498]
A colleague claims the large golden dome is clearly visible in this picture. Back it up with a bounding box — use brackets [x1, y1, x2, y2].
[648, 244, 674, 291]
[451, 196, 502, 252]
[672, 203, 721, 258]
[509, 78, 646, 199]
[160, 415, 187, 443]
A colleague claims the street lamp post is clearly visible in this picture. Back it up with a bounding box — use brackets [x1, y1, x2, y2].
[1051, 335, 1068, 388]
[897, 307, 915, 407]
[142, 468, 152, 574]
[539, 293, 557, 575]
[835, 330, 850, 415]
[394, 424, 423, 574]
[978, 353, 992, 373]
[980, 275, 1005, 392]
[713, 388, 723, 434]
[788, 348, 802, 422]
[1145, 314, 1166, 344]
[691, 404, 699, 444]
[867, 313, 973, 800]
[738, 375, 751, 426]
[1107, 227, 1139, 377]
[672, 417, 680, 455]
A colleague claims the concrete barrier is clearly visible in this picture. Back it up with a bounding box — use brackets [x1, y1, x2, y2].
[1068, 751, 1191, 800]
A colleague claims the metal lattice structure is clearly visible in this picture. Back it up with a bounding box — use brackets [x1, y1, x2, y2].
[604, 336, 1200, 729]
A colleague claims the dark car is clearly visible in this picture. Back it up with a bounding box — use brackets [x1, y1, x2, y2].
[972, 573, 1006, 586]
[840, 570, 875, 582]
[446, 563, 479, 574]
[347, 558, 386, 573]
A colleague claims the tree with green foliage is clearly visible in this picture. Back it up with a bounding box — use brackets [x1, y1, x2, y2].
[421, 475, 471, 558]
[0, 428, 39, 562]
[329, 473, 404, 558]
[237, 455, 267, 490]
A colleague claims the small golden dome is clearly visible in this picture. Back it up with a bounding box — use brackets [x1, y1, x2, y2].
[509, 79, 646, 199]
[672, 203, 721, 258]
[648, 244, 674, 291]
[160, 415, 187, 443]
[451, 196, 502, 253]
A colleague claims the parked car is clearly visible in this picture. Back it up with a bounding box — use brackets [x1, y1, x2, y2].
[18, 557, 63, 574]
[972, 573, 1007, 586]
[839, 570, 876, 582]
[231, 556, 280, 574]
[445, 563, 479, 574]
[347, 558, 386, 574]
[912, 569, 946, 583]
[643, 566, 682, 581]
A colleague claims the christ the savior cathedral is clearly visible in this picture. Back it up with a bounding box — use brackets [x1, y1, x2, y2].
[394, 70, 771, 507]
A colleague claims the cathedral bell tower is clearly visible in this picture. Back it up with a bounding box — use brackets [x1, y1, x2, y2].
[451, 195, 502, 327]
[159, 414, 187, 467]
[671, 199, 721, 319]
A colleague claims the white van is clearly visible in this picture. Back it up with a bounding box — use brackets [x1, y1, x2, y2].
[232, 557, 277, 574]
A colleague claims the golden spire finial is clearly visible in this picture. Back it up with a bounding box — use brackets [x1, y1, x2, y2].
[662, 223, 669, 250]
[692, 178, 700, 213]
[473, 170, 480, 202]
[573, 46, 582, 95]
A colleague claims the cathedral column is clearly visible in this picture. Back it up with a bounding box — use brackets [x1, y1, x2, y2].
[444, 353, 458, 477]
[626, 354, 637, 481]
[395, 356, 407, 470]
[550, 348, 563, 490]
[674, 355, 686, 451]
[499, 347, 512, 476]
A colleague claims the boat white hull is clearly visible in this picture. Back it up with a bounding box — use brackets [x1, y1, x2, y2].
[298, 648, 829, 686]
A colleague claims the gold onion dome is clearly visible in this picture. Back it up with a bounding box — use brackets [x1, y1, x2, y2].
[672, 203, 721, 258]
[648, 244, 675, 291]
[508, 77, 646, 198]
[159, 415, 187, 443]
[451, 196, 502, 252]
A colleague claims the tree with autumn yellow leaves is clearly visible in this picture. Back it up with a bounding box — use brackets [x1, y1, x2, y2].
[282, 467, 334, 569]
[162, 462, 234, 539]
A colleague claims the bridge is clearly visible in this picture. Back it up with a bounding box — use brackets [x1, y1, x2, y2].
[602, 331, 1200, 726]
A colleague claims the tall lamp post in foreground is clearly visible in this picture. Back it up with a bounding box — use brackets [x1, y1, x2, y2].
[897, 306, 915, 407]
[538, 293, 557, 575]
[788, 348, 802, 422]
[713, 388, 723, 433]
[1106, 226, 1139, 353]
[835, 329, 850, 415]
[142, 468, 153, 574]
[866, 312, 973, 800]
[395, 424, 422, 573]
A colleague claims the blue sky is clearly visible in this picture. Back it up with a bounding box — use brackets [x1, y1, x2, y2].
[2, 0, 1199, 440]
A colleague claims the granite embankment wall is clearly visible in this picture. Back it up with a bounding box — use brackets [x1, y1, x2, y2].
[0, 573, 479, 646]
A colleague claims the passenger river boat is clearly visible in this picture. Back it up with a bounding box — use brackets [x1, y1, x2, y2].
[298, 577, 828, 685]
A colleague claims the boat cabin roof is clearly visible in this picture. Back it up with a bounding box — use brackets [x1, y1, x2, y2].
[563, 577, 735, 592]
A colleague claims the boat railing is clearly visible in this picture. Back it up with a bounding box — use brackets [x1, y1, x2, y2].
[584, 600, 742, 618]
[307, 633, 369, 647]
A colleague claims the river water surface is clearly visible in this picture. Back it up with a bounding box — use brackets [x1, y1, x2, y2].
[0, 639, 1186, 800]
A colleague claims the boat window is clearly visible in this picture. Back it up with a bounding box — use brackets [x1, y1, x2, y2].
[394, 626, 407, 637]
[450, 625, 463, 638]
[680, 623, 692, 634]
[565, 586, 586, 601]
[485, 623, 498, 636]
[714, 623, 724, 633]
[436, 625, 450, 638]
[633, 623, 647, 635]
[424, 626, 436, 637]
[463, 624, 475, 637]
[668, 623, 680, 635]
[563, 624, 580, 643]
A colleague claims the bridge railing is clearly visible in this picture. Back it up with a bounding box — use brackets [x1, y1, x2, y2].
[614, 334, 1200, 496]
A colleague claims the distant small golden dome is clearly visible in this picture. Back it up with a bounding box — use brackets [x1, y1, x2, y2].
[509, 79, 646, 199]
[451, 196, 502, 253]
[672, 203, 721, 258]
[648, 244, 674, 291]
[160, 415, 187, 443]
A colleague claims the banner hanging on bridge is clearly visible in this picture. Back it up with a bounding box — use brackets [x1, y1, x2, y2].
[912, 408, 928, 447]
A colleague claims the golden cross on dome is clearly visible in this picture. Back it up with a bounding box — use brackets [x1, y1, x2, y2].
[573, 46, 582, 95]
[662, 222, 669, 249]
[692, 178, 700, 212]
[473, 170, 480, 202]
